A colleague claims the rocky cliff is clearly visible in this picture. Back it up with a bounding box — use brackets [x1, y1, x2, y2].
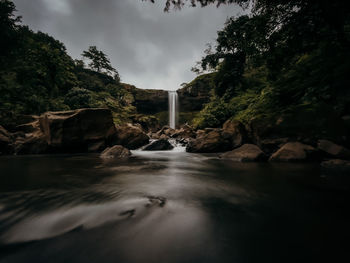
[122, 73, 213, 119]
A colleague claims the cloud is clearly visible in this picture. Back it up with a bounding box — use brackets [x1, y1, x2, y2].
[13, 0, 244, 90]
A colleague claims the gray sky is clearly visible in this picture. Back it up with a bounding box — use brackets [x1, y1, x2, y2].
[13, 0, 243, 90]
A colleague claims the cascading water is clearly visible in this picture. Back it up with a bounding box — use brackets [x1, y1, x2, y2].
[168, 91, 178, 129]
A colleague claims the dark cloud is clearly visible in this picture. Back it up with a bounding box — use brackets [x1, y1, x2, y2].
[13, 0, 244, 90]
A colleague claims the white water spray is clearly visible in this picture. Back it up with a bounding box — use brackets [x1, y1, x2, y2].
[168, 91, 178, 129]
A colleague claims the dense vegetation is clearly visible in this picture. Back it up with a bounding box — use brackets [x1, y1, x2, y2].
[0, 0, 137, 128]
[177, 0, 350, 129]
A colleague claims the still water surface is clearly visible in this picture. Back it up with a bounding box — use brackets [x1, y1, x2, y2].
[0, 147, 349, 263]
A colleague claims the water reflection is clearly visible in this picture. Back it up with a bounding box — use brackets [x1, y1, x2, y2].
[0, 150, 349, 262]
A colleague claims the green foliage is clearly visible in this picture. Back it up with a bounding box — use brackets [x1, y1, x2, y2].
[0, 2, 135, 127]
[192, 97, 230, 128]
[64, 87, 92, 109]
[192, 0, 350, 128]
[82, 46, 118, 77]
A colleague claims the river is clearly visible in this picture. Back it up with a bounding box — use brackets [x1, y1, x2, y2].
[0, 147, 349, 263]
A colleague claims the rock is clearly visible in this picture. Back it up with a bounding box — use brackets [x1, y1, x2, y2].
[143, 139, 174, 151]
[221, 144, 267, 162]
[260, 138, 289, 155]
[156, 126, 175, 137]
[15, 121, 40, 133]
[159, 134, 169, 140]
[113, 123, 149, 150]
[318, 140, 350, 160]
[0, 125, 13, 155]
[269, 142, 319, 162]
[15, 134, 48, 155]
[100, 145, 131, 159]
[131, 115, 160, 132]
[186, 129, 232, 153]
[171, 125, 196, 139]
[321, 159, 350, 172]
[39, 108, 116, 153]
[149, 133, 160, 139]
[222, 120, 248, 148]
[123, 85, 168, 114]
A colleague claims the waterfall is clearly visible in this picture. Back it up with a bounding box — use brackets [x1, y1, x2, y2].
[168, 91, 178, 129]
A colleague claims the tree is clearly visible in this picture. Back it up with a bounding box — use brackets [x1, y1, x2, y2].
[82, 46, 118, 76]
[0, 0, 21, 66]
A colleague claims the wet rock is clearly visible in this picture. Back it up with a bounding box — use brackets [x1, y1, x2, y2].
[171, 125, 196, 139]
[221, 144, 267, 162]
[186, 128, 232, 153]
[222, 120, 248, 148]
[146, 196, 166, 207]
[143, 139, 174, 151]
[269, 142, 319, 162]
[159, 134, 169, 140]
[148, 132, 160, 140]
[156, 126, 176, 137]
[100, 145, 131, 159]
[318, 140, 350, 160]
[113, 123, 149, 150]
[321, 159, 350, 172]
[39, 108, 116, 153]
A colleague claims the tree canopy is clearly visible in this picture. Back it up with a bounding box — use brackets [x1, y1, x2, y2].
[82, 46, 119, 77]
[0, 0, 128, 127]
[184, 0, 350, 128]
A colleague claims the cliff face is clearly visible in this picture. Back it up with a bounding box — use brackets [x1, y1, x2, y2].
[177, 74, 214, 112]
[122, 73, 214, 116]
[123, 84, 168, 114]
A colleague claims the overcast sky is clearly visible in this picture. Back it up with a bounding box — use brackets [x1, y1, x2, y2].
[13, 0, 244, 90]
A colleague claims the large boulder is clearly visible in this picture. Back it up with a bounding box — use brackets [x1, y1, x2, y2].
[222, 120, 248, 148]
[100, 145, 131, 159]
[143, 139, 174, 151]
[113, 124, 149, 150]
[318, 140, 350, 160]
[269, 142, 319, 162]
[15, 133, 48, 155]
[221, 144, 267, 162]
[39, 108, 116, 153]
[0, 125, 13, 155]
[186, 128, 232, 153]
